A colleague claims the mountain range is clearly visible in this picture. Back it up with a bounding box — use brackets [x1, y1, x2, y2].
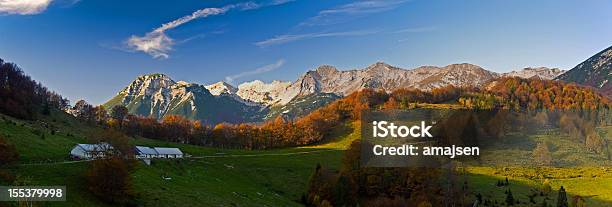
[103, 62, 569, 124]
[103, 74, 265, 124]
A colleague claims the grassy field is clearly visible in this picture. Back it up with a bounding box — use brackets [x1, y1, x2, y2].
[0, 111, 343, 206]
[129, 150, 341, 207]
[0, 111, 100, 162]
[2, 110, 612, 206]
[466, 167, 612, 206]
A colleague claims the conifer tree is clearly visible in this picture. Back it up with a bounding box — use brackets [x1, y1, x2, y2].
[506, 189, 515, 205]
[557, 186, 568, 207]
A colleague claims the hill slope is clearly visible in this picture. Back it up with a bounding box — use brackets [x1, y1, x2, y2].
[0, 110, 343, 206]
[557, 45, 612, 97]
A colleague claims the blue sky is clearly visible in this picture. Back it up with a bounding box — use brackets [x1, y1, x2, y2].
[1, 0, 611, 105]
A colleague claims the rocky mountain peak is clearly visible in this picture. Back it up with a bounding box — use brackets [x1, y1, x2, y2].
[134, 73, 175, 85]
[121, 73, 176, 97]
[365, 61, 394, 72]
[502, 67, 565, 80]
[138, 73, 169, 79]
[293, 71, 321, 96]
[175, 80, 192, 86]
[315, 65, 338, 76]
[205, 81, 237, 96]
[443, 63, 484, 71]
[413, 63, 498, 89]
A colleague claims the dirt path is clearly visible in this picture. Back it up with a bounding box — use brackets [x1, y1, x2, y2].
[18, 149, 341, 166]
[18, 159, 92, 166]
[189, 149, 340, 159]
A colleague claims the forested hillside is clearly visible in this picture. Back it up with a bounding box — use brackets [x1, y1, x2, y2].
[0, 58, 68, 119]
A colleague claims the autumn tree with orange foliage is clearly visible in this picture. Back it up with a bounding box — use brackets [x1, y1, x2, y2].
[162, 115, 192, 143]
[464, 77, 610, 111]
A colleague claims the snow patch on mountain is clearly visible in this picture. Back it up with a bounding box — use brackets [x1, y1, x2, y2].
[236, 80, 292, 105]
[281, 62, 499, 100]
[119, 74, 175, 100]
[205, 81, 264, 106]
[502, 67, 565, 80]
[205, 81, 238, 96]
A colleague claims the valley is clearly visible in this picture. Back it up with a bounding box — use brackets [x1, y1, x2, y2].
[2, 1, 611, 206]
[2, 45, 612, 206]
[2, 106, 612, 206]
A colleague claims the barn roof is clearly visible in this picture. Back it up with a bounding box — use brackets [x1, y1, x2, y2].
[135, 146, 158, 155]
[154, 147, 183, 155]
[76, 143, 113, 152]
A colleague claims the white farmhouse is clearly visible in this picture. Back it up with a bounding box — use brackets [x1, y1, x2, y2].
[70, 144, 183, 162]
[134, 146, 183, 159]
[153, 147, 183, 158]
[135, 146, 158, 159]
[69, 143, 113, 160]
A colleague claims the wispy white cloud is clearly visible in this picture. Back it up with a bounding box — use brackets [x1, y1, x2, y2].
[271, 0, 295, 5]
[300, 0, 408, 26]
[125, 2, 272, 59]
[0, 0, 53, 15]
[126, 6, 230, 59]
[255, 0, 408, 47]
[394, 26, 437, 42]
[55, 0, 81, 8]
[255, 30, 377, 47]
[126, 32, 175, 59]
[225, 59, 285, 83]
[393, 26, 436, 34]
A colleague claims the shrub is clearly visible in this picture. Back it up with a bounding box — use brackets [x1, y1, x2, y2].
[86, 157, 134, 204]
[0, 135, 19, 166]
[533, 142, 553, 166]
